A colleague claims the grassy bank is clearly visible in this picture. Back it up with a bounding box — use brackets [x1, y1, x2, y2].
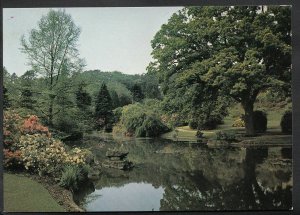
[3, 173, 65, 212]
[161, 104, 291, 144]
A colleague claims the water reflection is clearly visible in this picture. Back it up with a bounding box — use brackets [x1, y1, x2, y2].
[84, 183, 164, 211]
[74, 134, 292, 211]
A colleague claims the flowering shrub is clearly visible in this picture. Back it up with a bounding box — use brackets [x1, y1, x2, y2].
[232, 117, 245, 127]
[3, 149, 22, 168]
[3, 110, 23, 147]
[19, 134, 89, 176]
[21, 115, 50, 137]
[3, 111, 91, 176]
[3, 110, 23, 168]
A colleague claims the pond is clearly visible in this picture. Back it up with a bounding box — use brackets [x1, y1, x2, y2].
[72, 133, 292, 212]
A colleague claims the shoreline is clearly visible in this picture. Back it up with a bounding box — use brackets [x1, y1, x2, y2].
[29, 174, 85, 212]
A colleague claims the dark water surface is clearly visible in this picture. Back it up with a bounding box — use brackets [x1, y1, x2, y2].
[73, 133, 292, 211]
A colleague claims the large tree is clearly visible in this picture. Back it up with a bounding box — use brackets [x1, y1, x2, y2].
[21, 9, 85, 126]
[149, 6, 291, 136]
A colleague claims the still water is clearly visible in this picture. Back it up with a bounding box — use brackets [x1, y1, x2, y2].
[73, 133, 292, 211]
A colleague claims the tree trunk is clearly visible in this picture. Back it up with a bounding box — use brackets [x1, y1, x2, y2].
[48, 96, 54, 126]
[242, 101, 255, 136]
[48, 69, 54, 126]
[48, 90, 56, 127]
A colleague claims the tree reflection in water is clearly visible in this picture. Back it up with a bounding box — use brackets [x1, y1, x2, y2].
[74, 135, 292, 211]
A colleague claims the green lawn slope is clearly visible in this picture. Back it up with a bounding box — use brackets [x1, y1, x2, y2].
[3, 173, 64, 212]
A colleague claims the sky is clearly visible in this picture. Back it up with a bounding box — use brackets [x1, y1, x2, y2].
[3, 7, 181, 76]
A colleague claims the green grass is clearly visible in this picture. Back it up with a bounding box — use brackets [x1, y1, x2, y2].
[161, 103, 291, 143]
[4, 173, 65, 212]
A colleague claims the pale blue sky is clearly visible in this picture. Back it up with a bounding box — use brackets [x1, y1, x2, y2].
[3, 7, 181, 76]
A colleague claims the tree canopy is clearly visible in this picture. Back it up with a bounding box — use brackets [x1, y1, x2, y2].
[149, 6, 291, 135]
[21, 9, 85, 125]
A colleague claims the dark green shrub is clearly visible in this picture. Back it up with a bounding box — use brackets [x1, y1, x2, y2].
[104, 123, 113, 132]
[196, 130, 204, 138]
[253, 110, 267, 133]
[281, 110, 292, 134]
[216, 131, 237, 141]
[61, 131, 83, 141]
[189, 120, 198, 129]
[199, 118, 223, 130]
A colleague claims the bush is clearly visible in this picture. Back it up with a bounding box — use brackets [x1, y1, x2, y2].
[3, 110, 23, 169]
[135, 115, 170, 137]
[3, 149, 23, 169]
[118, 101, 170, 137]
[59, 164, 90, 192]
[21, 115, 50, 136]
[54, 114, 77, 134]
[198, 118, 223, 130]
[161, 113, 185, 128]
[281, 110, 292, 134]
[253, 110, 267, 133]
[19, 134, 88, 176]
[196, 130, 204, 138]
[4, 110, 23, 143]
[232, 115, 245, 127]
[189, 120, 198, 130]
[3, 111, 92, 178]
[216, 131, 237, 141]
[113, 107, 123, 123]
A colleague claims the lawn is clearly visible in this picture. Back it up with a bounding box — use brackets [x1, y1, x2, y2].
[3, 173, 65, 212]
[161, 103, 290, 142]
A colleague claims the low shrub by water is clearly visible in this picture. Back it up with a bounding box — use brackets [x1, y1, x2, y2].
[215, 131, 237, 141]
[59, 164, 90, 192]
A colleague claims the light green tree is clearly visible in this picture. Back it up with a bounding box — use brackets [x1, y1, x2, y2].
[21, 9, 85, 126]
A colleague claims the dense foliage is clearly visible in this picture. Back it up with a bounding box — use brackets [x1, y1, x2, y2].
[21, 9, 85, 126]
[3, 86, 10, 109]
[59, 164, 90, 192]
[131, 83, 144, 102]
[215, 131, 237, 141]
[75, 83, 92, 110]
[114, 100, 170, 137]
[149, 6, 291, 135]
[3, 111, 91, 179]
